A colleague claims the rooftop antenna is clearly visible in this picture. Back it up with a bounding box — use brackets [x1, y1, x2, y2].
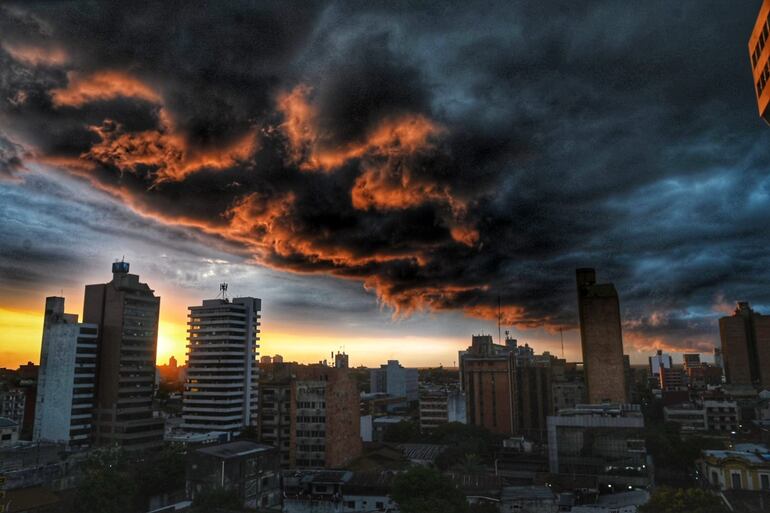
[560, 327, 565, 359]
[219, 282, 228, 301]
[497, 295, 502, 345]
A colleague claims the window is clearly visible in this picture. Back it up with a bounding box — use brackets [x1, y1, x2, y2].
[731, 472, 742, 490]
[761, 474, 770, 490]
[711, 471, 719, 486]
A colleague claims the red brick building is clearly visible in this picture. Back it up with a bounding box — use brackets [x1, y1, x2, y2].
[259, 361, 361, 469]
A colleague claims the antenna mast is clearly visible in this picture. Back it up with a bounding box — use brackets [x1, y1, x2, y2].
[560, 327, 565, 359]
[219, 282, 228, 301]
[497, 295, 502, 345]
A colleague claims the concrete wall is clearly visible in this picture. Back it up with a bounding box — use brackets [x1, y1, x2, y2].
[34, 323, 78, 443]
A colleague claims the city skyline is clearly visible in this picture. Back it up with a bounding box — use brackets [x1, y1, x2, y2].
[2, 2, 770, 369]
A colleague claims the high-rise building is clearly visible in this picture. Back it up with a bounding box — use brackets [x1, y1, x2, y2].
[713, 347, 723, 368]
[718, 302, 770, 388]
[460, 334, 583, 440]
[648, 350, 672, 376]
[33, 297, 99, 448]
[370, 360, 418, 401]
[459, 335, 515, 435]
[576, 268, 628, 404]
[658, 366, 687, 392]
[749, 0, 770, 123]
[334, 351, 349, 369]
[183, 297, 261, 433]
[683, 353, 702, 371]
[83, 261, 165, 449]
[258, 361, 361, 468]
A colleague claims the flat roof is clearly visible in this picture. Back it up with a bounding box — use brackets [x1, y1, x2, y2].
[196, 440, 274, 459]
[0, 417, 18, 428]
[501, 486, 555, 501]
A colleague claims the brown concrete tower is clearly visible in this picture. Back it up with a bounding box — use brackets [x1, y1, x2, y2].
[719, 301, 770, 388]
[576, 268, 628, 404]
[83, 261, 165, 449]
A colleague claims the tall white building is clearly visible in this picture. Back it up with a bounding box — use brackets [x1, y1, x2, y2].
[183, 296, 261, 432]
[33, 297, 99, 448]
[648, 349, 673, 376]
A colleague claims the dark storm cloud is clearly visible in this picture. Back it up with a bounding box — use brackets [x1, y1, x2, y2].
[1, 0, 769, 352]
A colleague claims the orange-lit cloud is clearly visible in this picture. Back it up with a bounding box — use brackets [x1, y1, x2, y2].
[84, 110, 258, 183]
[462, 303, 571, 332]
[224, 191, 412, 268]
[2, 42, 69, 66]
[277, 84, 443, 171]
[622, 331, 715, 354]
[51, 70, 161, 107]
[351, 163, 455, 211]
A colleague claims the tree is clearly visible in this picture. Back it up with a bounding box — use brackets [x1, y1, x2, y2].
[638, 487, 729, 513]
[391, 466, 469, 513]
[192, 487, 242, 512]
[383, 420, 421, 443]
[133, 444, 187, 499]
[75, 448, 137, 513]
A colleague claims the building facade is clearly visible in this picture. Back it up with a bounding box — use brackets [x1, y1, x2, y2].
[418, 387, 467, 431]
[258, 361, 362, 468]
[663, 401, 740, 434]
[0, 417, 19, 446]
[699, 444, 770, 492]
[0, 388, 26, 430]
[83, 261, 165, 449]
[547, 404, 648, 488]
[576, 268, 628, 404]
[370, 360, 418, 401]
[719, 302, 770, 388]
[658, 366, 687, 392]
[183, 297, 261, 433]
[460, 335, 583, 440]
[33, 297, 99, 448]
[648, 350, 672, 376]
[187, 441, 281, 509]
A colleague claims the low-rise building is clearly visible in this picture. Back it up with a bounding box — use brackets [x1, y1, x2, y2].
[664, 401, 740, 433]
[500, 486, 557, 513]
[0, 388, 26, 427]
[570, 489, 650, 513]
[419, 387, 467, 431]
[186, 440, 281, 510]
[282, 470, 398, 513]
[547, 404, 649, 488]
[704, 400, 740, 433]
[664, 404, 707, 432]
[0, 417, 19, 446]
[698, 443, 770, 492]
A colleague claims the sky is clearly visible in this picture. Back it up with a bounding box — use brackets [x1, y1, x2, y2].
[1, 1, 770, 369]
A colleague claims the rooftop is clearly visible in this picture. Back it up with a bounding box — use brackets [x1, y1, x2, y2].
[0, 416, 18, 428]
[595, 490, 651, 507]
[397, 443, 448, 462]
[501, 486, 556, 501]
[195, 440, 274, 459]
